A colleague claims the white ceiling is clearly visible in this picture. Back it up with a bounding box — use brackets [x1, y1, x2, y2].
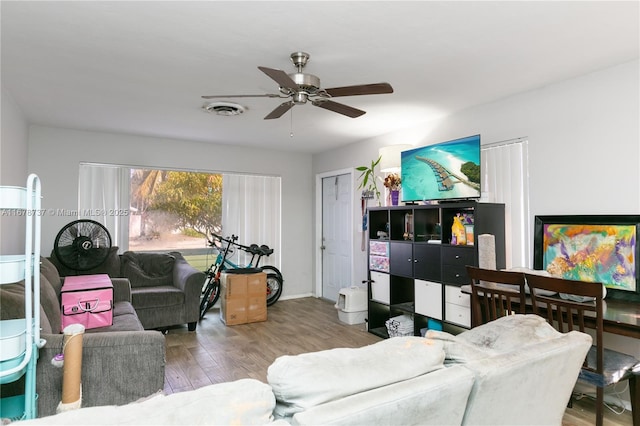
[2, 1, 638, 154]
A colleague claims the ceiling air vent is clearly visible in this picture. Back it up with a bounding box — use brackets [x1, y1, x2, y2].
[203, 102, 245, 116]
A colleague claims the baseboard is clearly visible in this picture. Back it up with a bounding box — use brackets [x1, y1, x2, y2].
[278, 293, 314, 301]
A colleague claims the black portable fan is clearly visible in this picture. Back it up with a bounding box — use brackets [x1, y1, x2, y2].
[53, 219, 112, 271]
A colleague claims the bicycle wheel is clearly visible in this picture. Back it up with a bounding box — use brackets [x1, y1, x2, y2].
[261, 265, 283, 282]
[199, 276, 221, 319]
[266, 273, 283, 306]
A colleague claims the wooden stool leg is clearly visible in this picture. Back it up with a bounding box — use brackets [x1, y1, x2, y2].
[596, 386, 604, 426]
[630, 375, 639, 426]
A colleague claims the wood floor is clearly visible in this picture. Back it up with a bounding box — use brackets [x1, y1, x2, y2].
[163, 297, 632, 425]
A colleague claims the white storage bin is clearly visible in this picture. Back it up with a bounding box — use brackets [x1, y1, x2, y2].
[0, 319, 27, 361]
[370, 271, 390, 304]
[335, 286, 367, 325]
[0, 255, 28, 284]
[415, 280, 442, 320]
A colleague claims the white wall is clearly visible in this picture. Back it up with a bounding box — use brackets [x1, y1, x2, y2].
[28, 126, 314, 299]
[313, 60, 640, 360]
[0, 85, 29, 254]
[314, 60, 639, 287]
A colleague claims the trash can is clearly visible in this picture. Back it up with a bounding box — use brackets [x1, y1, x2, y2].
[335, 286, 367, 325]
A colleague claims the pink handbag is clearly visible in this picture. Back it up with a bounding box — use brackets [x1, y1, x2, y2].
[61, 274, 113, 330]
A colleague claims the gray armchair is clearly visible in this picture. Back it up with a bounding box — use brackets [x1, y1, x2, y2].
[121, 251, 204, 331]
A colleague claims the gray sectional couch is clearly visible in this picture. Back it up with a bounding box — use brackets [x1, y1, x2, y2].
[0, 257, 165, 417]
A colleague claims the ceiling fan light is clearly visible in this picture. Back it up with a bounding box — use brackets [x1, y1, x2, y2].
[292, 92, 308, 105]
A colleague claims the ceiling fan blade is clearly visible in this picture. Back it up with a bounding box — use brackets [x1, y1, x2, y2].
[202, 94, 281, 99]
[264, 101, 294, 120]
[324, 82, 393, 97]
[258, 66, 299, 92]
[312, 100, 366, 118]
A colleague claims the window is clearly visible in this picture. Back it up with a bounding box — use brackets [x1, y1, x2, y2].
[481, 138, 530, 268]
[78, 163, 281, 270]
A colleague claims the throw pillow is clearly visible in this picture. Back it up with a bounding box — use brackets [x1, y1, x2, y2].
[39, 273, 63, 334]
[0, 280, 54, 334]
[40, 256, 62, 295]
[121, 252, 175, 288]
[49, 246, 121, 278]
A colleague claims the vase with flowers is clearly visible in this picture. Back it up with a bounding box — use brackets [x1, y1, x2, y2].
[384, 172, 402, 206]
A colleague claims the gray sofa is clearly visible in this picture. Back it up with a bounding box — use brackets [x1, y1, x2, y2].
[49, 248, 205, 331]
[17, 315, 593, 425]
[0, 257, 166, 417]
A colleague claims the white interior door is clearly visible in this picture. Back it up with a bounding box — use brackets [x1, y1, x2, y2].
[321, 173, 352, 302]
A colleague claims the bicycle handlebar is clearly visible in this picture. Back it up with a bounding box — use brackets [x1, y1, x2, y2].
[208, 233, 273, 256]
[208, 233, 238, 247]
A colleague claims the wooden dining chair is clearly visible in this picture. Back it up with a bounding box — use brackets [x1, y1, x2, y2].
[524, 273, 639, 426]
[465, 266, 527, 327]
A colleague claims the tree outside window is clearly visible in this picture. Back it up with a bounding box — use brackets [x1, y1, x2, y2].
[129, 169, 222, 252]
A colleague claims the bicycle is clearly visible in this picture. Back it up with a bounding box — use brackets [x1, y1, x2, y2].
[199, 233, 238, 320]
[199, 234, 284, 320]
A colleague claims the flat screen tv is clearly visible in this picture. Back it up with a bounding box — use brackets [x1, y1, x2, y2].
[533, 215, 640, 300]
[401, 134, 481, 203]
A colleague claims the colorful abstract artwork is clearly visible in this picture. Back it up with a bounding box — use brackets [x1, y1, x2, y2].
[542, 224, 637, 292]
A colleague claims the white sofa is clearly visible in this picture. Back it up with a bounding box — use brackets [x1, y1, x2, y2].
[17, 315, 591, 426]
[432, 314, 593, 425]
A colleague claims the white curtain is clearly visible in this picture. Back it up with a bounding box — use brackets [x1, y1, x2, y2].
[222, 174, 281, 269]
[78, 163, 130, 251]
[481, 138, 530, 269]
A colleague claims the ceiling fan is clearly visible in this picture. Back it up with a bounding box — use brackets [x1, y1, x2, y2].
[202, 52, 394, 120]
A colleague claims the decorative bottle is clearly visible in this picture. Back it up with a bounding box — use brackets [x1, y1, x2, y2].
[451, 214, 466, 245]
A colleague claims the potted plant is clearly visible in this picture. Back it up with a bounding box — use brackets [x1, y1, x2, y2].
[356, 156, 382, 205]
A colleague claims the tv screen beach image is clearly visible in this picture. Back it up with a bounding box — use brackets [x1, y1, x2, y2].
[401, 135, 481, 202]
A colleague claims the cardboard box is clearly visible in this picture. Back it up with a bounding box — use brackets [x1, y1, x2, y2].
[220, 272, 267, 325]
